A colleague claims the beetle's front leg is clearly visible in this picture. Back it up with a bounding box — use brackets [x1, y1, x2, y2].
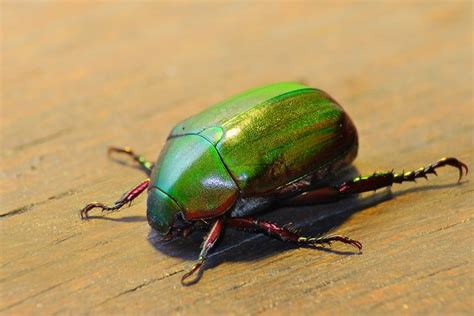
[285, 157, 468, 205]
[80, 179, 150, 219]
[227, 217, 362, 250]
[181, 217, 225, 286]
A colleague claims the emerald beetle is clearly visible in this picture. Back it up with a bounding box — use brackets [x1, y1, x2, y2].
[81, 82, 468, 285]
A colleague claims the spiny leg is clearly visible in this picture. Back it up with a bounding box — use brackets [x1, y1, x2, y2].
[181, 217, 225, 285]
[108, 146, 154, 175]
[227, 217, 362, 250]
[80, 179, 150, 219]
[285, 157, 468, 205]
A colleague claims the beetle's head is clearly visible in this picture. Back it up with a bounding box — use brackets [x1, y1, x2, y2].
[146, 187, 189, 235]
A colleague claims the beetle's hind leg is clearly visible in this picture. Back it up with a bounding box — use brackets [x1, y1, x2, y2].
[227, 216, 362, 250]
[80, 179, 150, 220]
[284, 157, 468, 205]
[108, 146, 154, 175]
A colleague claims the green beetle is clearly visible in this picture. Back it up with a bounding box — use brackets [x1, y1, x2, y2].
[81, 82, 467, 285]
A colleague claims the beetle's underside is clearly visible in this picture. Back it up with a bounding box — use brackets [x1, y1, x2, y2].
[81, 147, 467, 285]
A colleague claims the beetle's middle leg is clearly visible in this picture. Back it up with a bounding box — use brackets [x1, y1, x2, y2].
[108, 146, 154, 175]
[227, 216, 362, 250]
[283, 157, 468, 205]
[80, 179, 150, 220]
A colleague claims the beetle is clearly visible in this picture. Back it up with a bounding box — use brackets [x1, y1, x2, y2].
[80, 82, 468, 285]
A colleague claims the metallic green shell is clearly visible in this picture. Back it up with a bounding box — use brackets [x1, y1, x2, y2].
[150, 135, 239, 220]
[168, 82, 358, 196]
[171, 82, 309, 137]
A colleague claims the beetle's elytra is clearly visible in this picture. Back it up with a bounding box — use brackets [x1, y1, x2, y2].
[81, 82, 468, 285]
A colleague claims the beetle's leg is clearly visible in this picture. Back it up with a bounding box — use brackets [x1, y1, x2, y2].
[284, 157, 468, 205]
[108, 146, 154, 174]
[80, 179, 150, 220]
[228, 216, 362, 250]
[181, 217, 225, 286]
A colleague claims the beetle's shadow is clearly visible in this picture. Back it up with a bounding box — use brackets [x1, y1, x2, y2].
[146, 166, 465, 272]
[147, 191, 388, 263]
[86, 215, 146, 222]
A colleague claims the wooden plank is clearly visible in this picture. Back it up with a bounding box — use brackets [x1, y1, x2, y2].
[1, 1, 472, 315]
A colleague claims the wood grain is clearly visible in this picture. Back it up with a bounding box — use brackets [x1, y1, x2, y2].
[1, 2, 473, 315]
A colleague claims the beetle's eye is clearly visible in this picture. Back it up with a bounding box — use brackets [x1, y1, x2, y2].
[173, 212, 190, 229]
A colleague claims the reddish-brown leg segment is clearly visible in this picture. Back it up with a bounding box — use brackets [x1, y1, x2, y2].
[227, 217, 362, 250]
[285, 157, 468, 205]
[181, 217, 225, 285]
[80, 179, 150, 219]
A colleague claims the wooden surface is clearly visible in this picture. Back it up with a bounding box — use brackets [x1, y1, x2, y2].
[1, 2, 473, 315]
